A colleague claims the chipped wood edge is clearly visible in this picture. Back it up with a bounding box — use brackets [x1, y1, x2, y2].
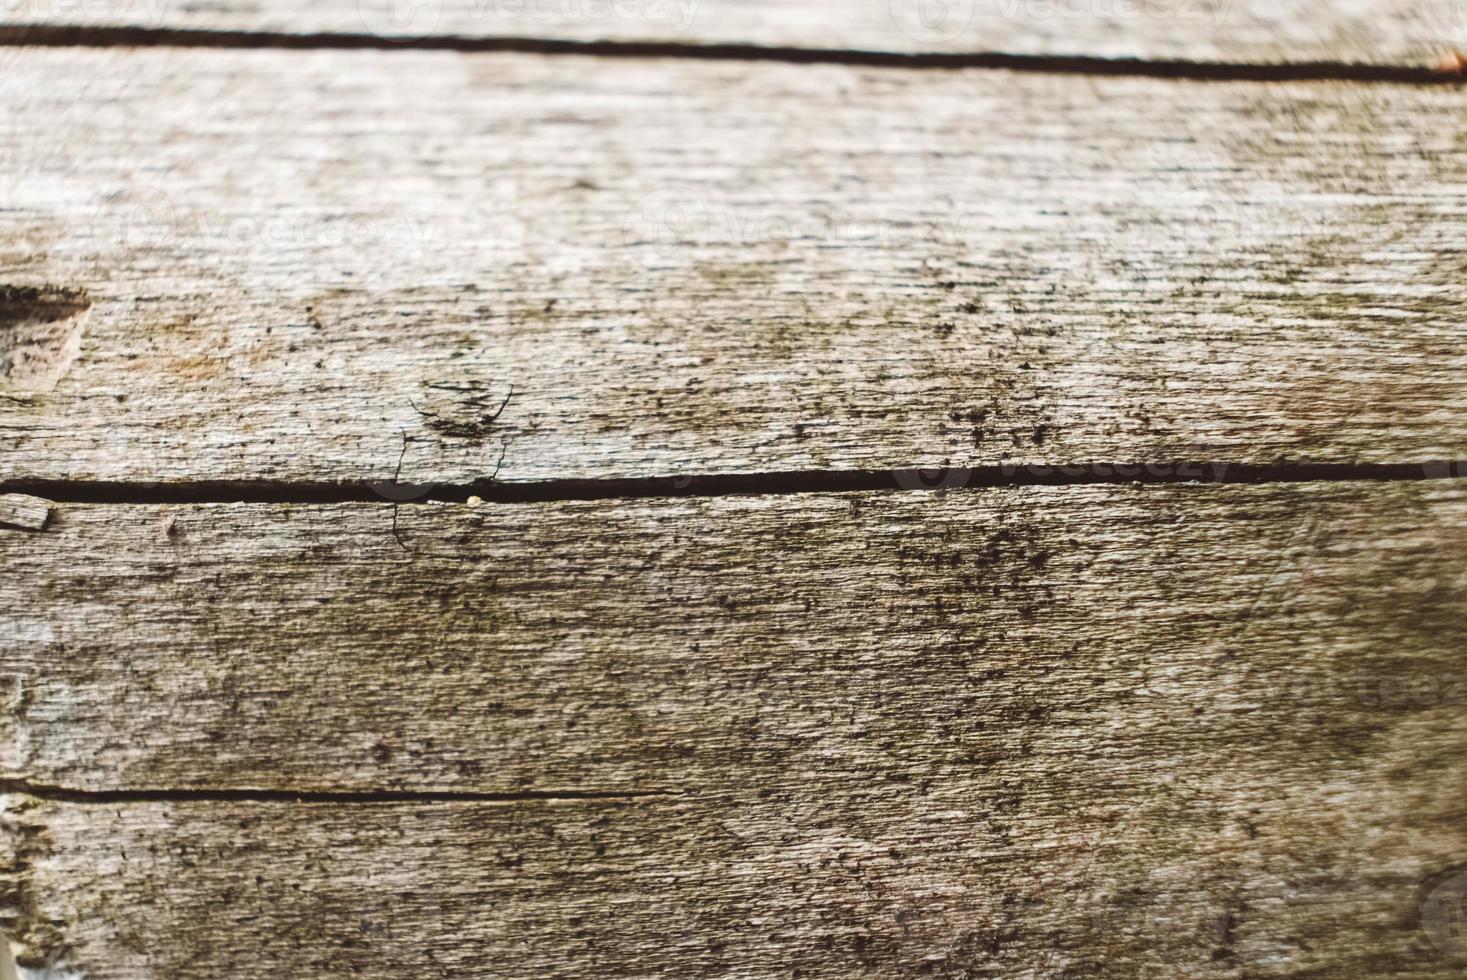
[0, 496, 51, 533]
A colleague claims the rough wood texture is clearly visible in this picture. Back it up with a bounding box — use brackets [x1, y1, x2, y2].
[2, 480, 1466, 976]
[3, 786, 1465, 979]
[0, 495, 49, 532]
[3, 0, 1467, 67]
[1, 481, 1463, 793]
[2, 49, 1465, 484]
[3, 19, 1466, 979]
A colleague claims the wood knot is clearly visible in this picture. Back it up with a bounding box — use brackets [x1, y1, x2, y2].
[0, 285, 91, 396]
[412, 378, 515, 438]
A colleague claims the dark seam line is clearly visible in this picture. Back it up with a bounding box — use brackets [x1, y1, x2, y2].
[0, 23, 1460, 84]
[0, 779, 675, 805]
[1, 462, 1461, 506]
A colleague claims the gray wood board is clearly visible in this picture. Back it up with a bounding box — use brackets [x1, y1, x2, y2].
[2, 49, 1465, 484]
[2, 480, 1465, 974]
[2, 481, 1463, 795]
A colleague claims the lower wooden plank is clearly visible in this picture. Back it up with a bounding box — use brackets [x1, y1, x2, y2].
[4, 481, 1467, 794]
[2, 480, 1466, 975]
[1, 480, 1464, 796]
[4, 780, 1466, 978]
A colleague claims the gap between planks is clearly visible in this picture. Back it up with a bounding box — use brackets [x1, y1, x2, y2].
[0, 23, 1463, 83]
[1, 461, 1463, 507]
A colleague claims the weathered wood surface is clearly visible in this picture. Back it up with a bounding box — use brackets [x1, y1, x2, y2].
[0, 495, 49, 532]
[3, 0, 1467, 68]
[2, 479, 1466, 976]
[3, 49, 1466, 484]
[4, 785, 1466, 979]
[3, 15, 1466, 980]
[2, 480, 1464, 793]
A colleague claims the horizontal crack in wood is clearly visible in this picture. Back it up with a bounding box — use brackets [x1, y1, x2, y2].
[0, 779, 677, 805]
[0, 462, 1461, 506]
[0, 23, 1461, 84]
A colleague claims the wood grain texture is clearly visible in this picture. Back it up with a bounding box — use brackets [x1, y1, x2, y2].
[3, 786, 1466, 979]
[1, 481, 1463, 793]
[3, 0, 1467, 67]
[2, 48, 1466, 485]
[0, 495, 49, 531]
[2, 479, 1467, 977]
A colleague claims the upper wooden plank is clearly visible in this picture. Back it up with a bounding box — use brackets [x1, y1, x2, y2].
[2, 0, 1466, 67]
[3, 48, 1466, 484]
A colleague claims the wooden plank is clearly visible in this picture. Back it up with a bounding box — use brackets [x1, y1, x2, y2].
[2, 0, 1466, 68]
[2, 49, 1466, 485]
[4, 782, 1466, 979]
[1, 479, 1465, 976]
[2, 480, 1463, 794]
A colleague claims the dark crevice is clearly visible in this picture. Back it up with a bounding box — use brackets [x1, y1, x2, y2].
[0, 23, 1460, 84]
[0, 778, 675, 805]
[1, 461, 1461, 506]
